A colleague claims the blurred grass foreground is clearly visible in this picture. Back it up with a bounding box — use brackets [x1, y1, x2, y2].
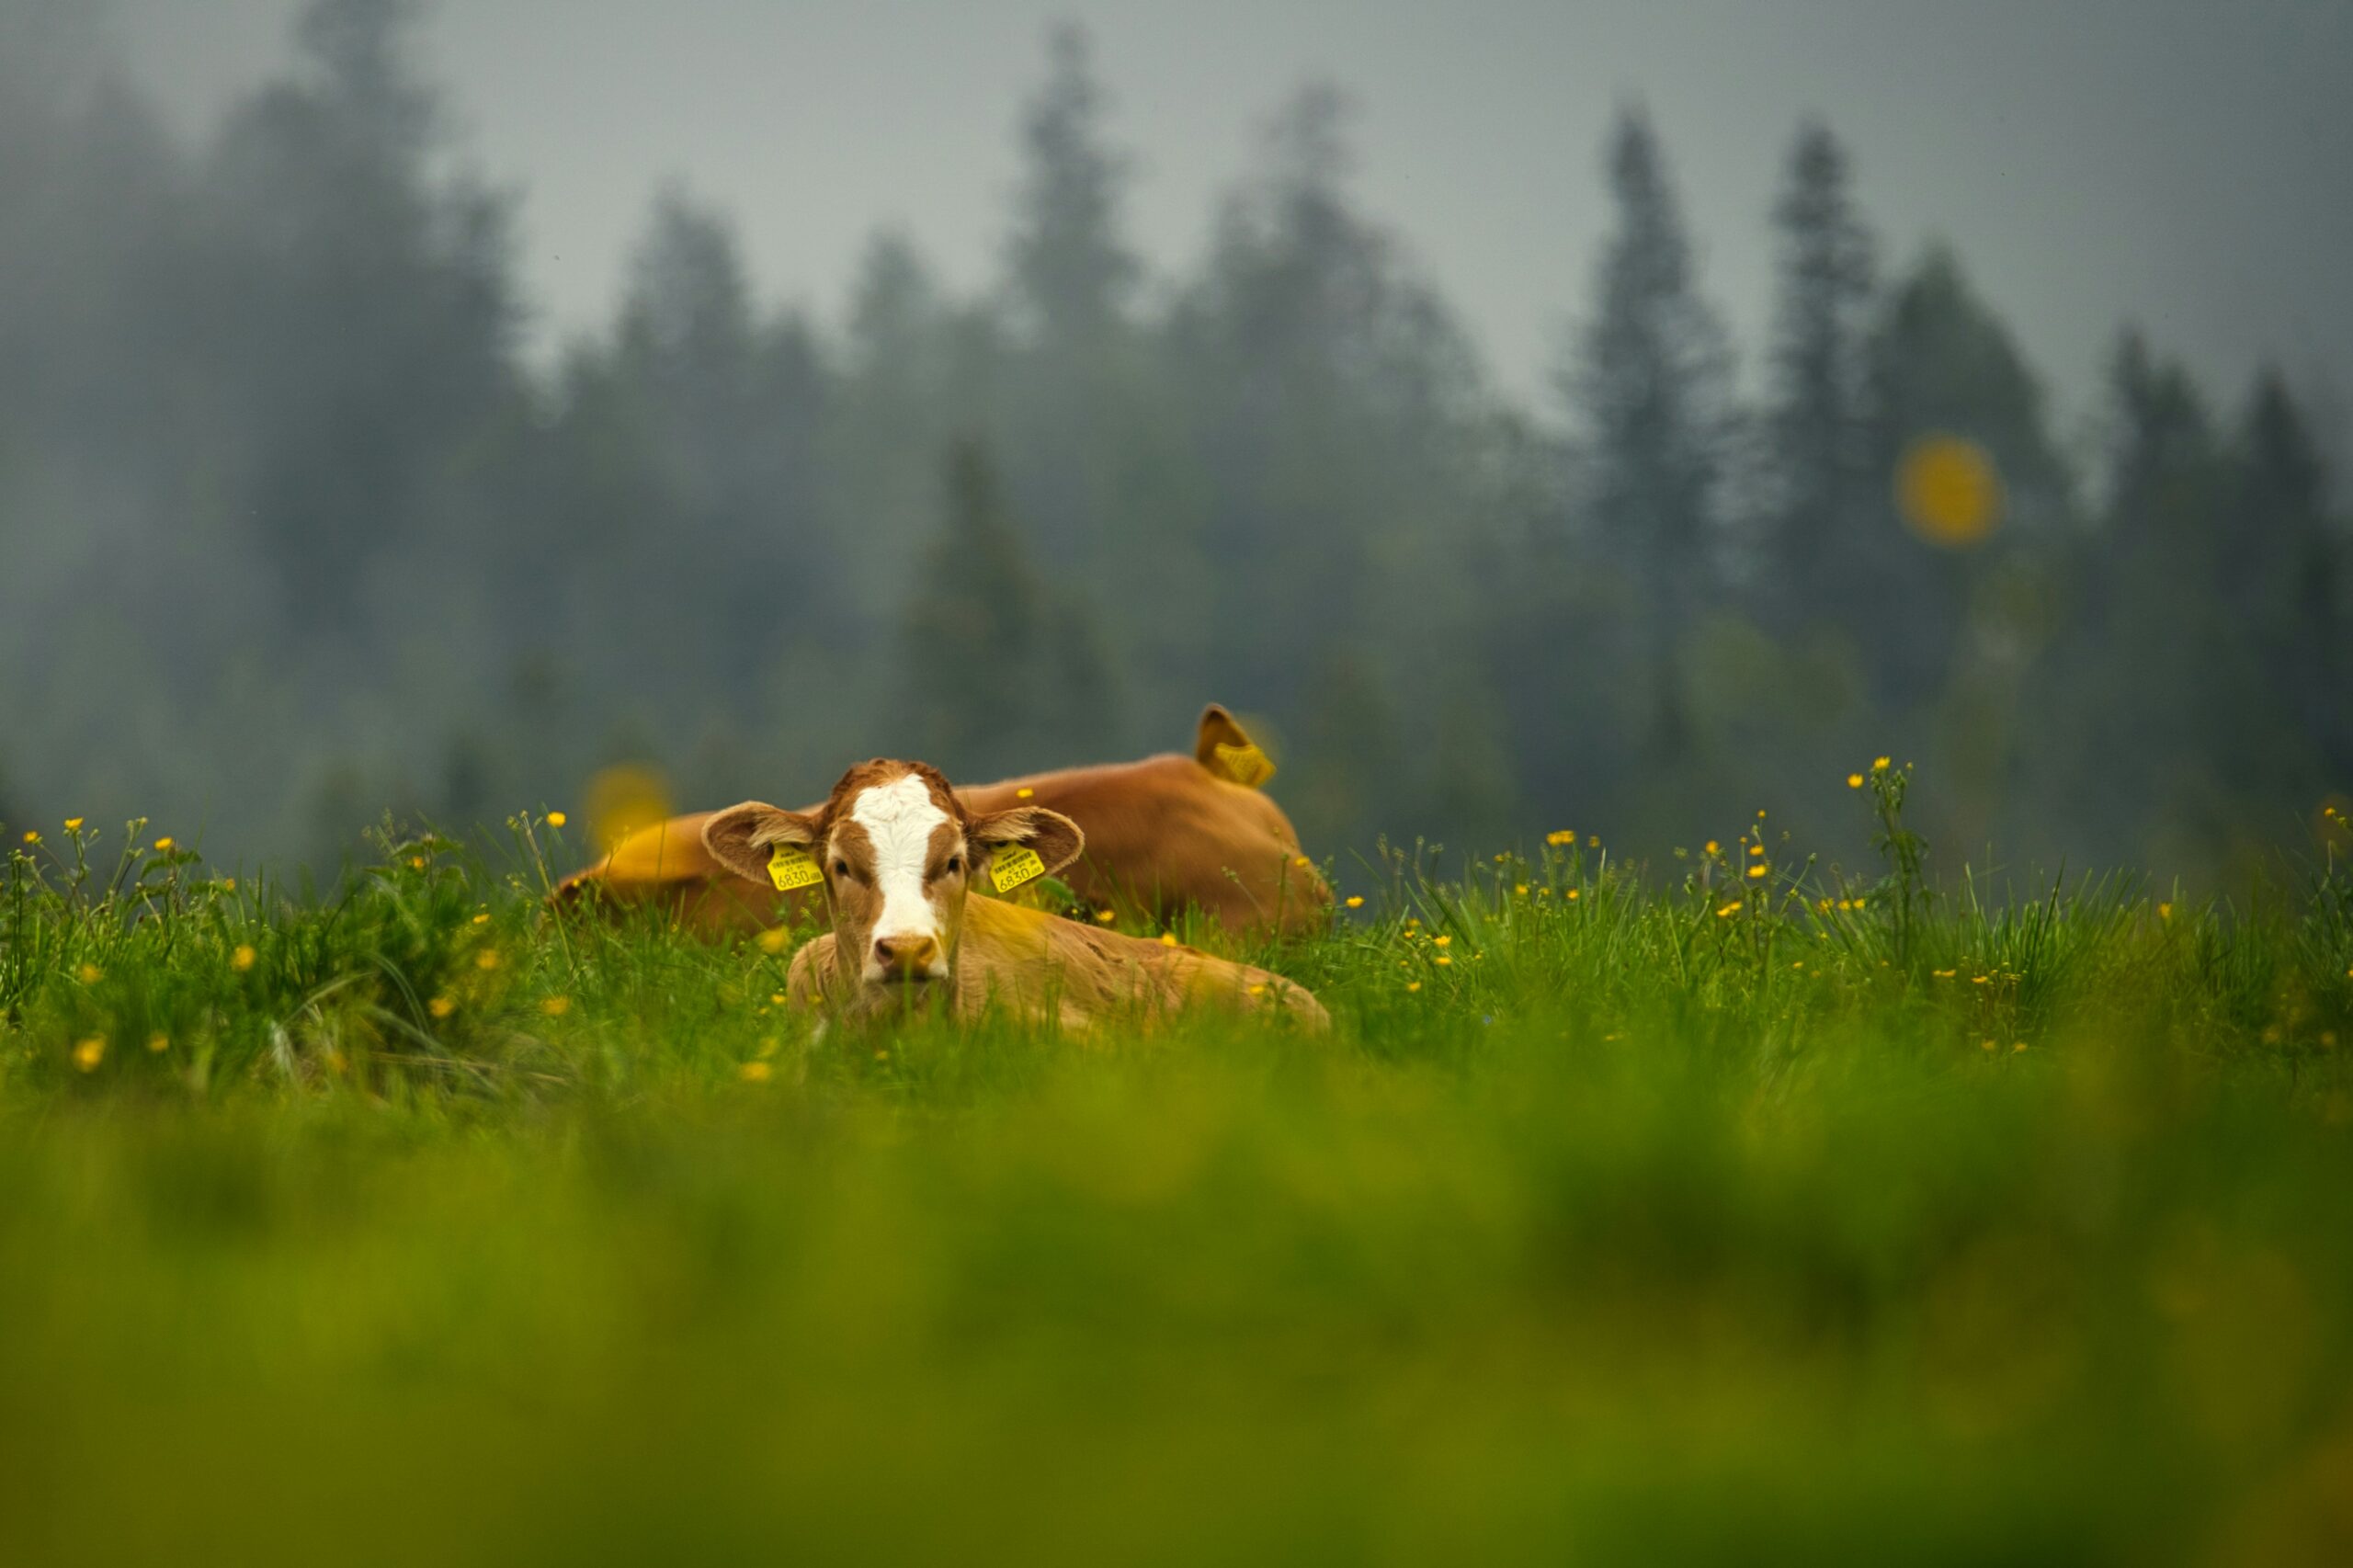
[5, 775, 2353, 1565]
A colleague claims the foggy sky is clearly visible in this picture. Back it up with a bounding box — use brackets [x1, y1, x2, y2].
[111, 0, 2353, 437]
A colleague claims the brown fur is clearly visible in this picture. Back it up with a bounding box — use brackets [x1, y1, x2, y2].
[697, 759, 1328, 1034]
[551, 705, 1331, 937]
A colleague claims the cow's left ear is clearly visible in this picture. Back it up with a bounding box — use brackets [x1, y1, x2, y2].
[968, 807, 1085, 877]
[703, 801, 821, 885]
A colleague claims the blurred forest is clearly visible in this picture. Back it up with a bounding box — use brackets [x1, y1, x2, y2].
[1, 0, 2346, 883]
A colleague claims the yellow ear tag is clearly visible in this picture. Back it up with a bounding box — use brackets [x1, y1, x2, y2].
[767, 844, 824, 892]
[990, 846, 1048, 894]
[1211, 741, 1276, 789]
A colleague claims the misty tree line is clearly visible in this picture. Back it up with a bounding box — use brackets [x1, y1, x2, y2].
[1, 0, 2344, 883]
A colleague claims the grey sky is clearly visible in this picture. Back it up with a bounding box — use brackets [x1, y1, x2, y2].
[111, 0, 2353, 437]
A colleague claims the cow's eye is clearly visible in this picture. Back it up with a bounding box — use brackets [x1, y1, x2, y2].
[944, 855, 963, 876]
[832, 859, 851, 880]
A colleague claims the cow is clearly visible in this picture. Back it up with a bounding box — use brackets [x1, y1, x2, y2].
[700, 759, 1331, 1034]
[551, 705, 1330, 938]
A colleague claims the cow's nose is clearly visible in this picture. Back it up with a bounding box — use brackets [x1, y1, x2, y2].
[872, 934, 941, 976]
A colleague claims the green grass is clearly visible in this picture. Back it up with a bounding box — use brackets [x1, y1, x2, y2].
[5, 782, 2353, 1566]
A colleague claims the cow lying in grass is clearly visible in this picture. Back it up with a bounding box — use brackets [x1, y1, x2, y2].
[701, 759, 1331, 1034]
[555, 705, 1330, 938]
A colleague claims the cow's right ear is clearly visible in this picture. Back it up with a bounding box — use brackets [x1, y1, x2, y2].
[1195, 703, 1276, 788]
[702, 801, 820, 885]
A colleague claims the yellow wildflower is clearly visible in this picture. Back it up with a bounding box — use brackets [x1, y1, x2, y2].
[1344, 895, 1364, 909]
[1716, 902, 1742, 918]
[547, 812, 567, 827]
[231, 944, 256, 972]
[1565, 889, 1580, 901]
[1295, 856, 1312, 869]
[1746, 864, 1768, 880]
[153, 836, 175, 852]
[63, 817, 84, 832]
[1016, 787, 1034, 800]
[146, 1032, 169, 1054]
[1094, 909, 1117, 925]
[472, 912, 491, 925]
[1704, 841, 1719, 856]
[475, 949, 500, 971]
[72, 1037, 106, 1073]
[1406, 981, 1421, 993]
[1872, 757, 1891, 773]
[540, 996, 571, 1017]
[757, 928, 790, 954]
[1847, 773, 1864, 789]
[427, 996, 456, 1019]
[1433, 935, 1451, 947]
[409, 856, 426, 870]
[1748, 844, 1765, 857]
[2157, 903, 2173, 920]
[739, 1060, 773, 1084]
[1248, 983, 1267, 996]
[20, 831, 38, 846]
[1981, 1039, 1998, 1052]
[1435, 955, 1452, 967]
[1159, 931, 1178, 947]
[1516, 883, 1529, 896]
[77, 963, 101, 984]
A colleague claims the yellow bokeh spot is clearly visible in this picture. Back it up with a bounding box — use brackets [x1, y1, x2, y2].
[1895, 434, 2003, 549]
[582, 764, 673, 854]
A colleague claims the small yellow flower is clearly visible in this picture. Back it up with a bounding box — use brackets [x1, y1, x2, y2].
[2157, 902, 2173, 920]
[1981, 1039, 1998, 1052]
[1016, 787, 1035, 800]
[1587, 835, 1598, 847]
[1565, 888, 1579, 902]
[1344, 895, 1364, 909]
[76, 963, 102, 984]
[63, 817, 84, 832]
[1295, 855, 1313, 869]
[546, 812, 567, 827]
[153, 836, 176, 852]
[72, 1037, 106, 1072]
[1515, 883, 1529, 896]
[540, 996, 571, 1017]
[475, 949, 500, 971]
[231, 944, 256, 972]
[147, 1032, 169, 1053]
[408, 856, 426, 870]
[1716, 902, 1742, 918]
[1432, 935, 1451, 948]
[1972, 975, 1989, 985]
[1705, 841, 1719, 856]
[1248, 983, 1267, 996]
[1094, 908, 1117, 925]
[769, 993, 787, 1006]
[1159, 931, 1178, 947]
[1745, 864, 1768, 880]
[757, 927, 790, 954]
[21, 831, 39, 846]
[2012, 1041, 2029, 1053]
[739, 1060, 773, 1084]
[1872, 757, 1891, 773]
[1405, 981, 1422, 993]
[472, 912, 491, 925]
[427, 996, 456, 1019]
[1847, 773, 1864, 789]
[1933, 969, 1957, 980]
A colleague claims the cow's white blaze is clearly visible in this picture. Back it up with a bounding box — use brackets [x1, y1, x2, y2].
[848, 773, 954, 976]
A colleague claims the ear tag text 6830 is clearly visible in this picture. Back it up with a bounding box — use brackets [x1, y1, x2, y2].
[767, 844, 824, 892]
[991, 846, 1047, 894]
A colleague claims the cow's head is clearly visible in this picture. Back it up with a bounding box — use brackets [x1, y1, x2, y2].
[702, 760, 1084, 998]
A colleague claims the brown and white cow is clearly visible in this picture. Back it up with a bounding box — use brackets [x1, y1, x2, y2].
[553, 705, 1330, 938]
[700, 760, 1330, 1034]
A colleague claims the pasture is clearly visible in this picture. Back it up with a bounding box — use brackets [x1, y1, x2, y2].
[4, 776, 2352, 1565]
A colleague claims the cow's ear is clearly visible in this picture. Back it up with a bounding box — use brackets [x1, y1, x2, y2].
[702, 801, 820, 884]
[969, 807, 1085, 878]
[1195, 703, 1277, 788]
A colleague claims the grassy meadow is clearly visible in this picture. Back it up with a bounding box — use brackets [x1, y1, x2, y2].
[5, 770, 2353, 1565]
